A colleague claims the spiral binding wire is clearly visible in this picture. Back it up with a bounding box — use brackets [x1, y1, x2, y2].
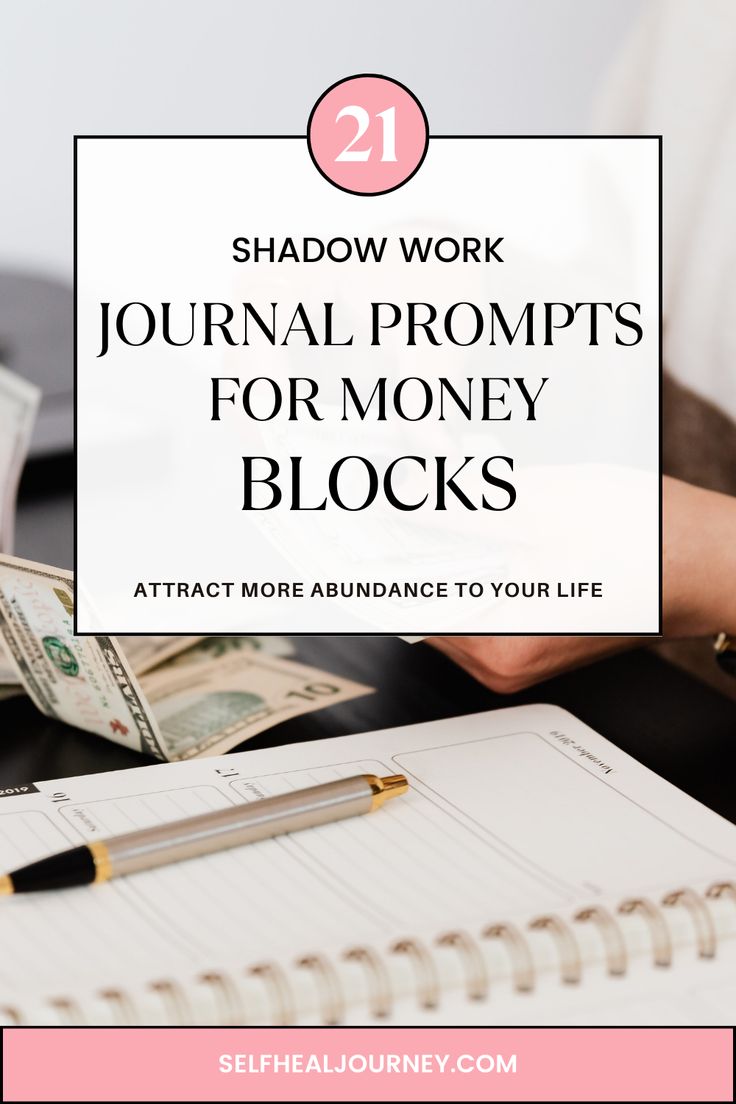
[344, 945, 392, 1018]
[436, 930, 489, 1000]
[12, 879, 733, 1026]
[197, 971, 245, 1025]
[574, 906, 627, 976]
[662, 888, 716, 958]
[528, 914, 582, 984]
[708, 882, 736, 906]
[391, 937, 440, 1008]
[483, 922, 535, 992]
[99, 987, 139, 1025]
[47, 996, 84, 1025]
[248, 961, 294, 1025]
[296, 954, 344, 1025]
[149, 978, 194, 1023]
[618, 897, 673, 967]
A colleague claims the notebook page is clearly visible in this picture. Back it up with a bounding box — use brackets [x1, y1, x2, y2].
[0, 703, 734, 1021]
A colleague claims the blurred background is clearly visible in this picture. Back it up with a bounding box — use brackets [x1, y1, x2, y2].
[1, 0, 642, 568]
[3, 0, 736, 810]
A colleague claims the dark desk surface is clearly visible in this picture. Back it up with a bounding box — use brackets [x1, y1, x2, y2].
[2, 636, 736, 825]
[7, 456, 736, 825]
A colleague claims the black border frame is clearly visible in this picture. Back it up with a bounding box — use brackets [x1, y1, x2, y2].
[73, 134, 663, 639]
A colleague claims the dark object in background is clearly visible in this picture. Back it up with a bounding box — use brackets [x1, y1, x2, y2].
[0, 271, 74, 565]
[0, 271, 73, 456]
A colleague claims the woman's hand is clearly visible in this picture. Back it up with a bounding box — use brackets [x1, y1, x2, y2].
[426, 476, 736, 694]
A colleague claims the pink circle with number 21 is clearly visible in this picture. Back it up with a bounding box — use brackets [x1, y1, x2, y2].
[307, 75, 429, 195]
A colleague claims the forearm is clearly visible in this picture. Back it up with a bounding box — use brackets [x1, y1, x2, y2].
[429, 476, 736, 695]
[663, 477, 736, 637]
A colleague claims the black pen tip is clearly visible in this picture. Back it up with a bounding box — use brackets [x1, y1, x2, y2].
[6, 846, 96, 893]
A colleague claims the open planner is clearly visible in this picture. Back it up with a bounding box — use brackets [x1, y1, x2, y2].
[1, 704, 735, 1026]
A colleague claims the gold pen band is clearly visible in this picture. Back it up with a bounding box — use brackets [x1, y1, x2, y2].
[89, 840, 113, 883]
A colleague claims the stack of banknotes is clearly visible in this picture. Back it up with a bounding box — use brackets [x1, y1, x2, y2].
[0, 363, 372, 760]
[0, 556, 373, 761]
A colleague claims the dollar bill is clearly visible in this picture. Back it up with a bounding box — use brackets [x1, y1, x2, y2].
[158, 634, 294, 670]
[0, 555, 373, 760]
[139, 649, 371, 759]
[0, 639, 23, 700]
[119, 635, 205, 676]
[0, 639, 18, 683]
[0, 684, 24, 702]
[0, 364, 41, 554]
[0, 554, 168, 759]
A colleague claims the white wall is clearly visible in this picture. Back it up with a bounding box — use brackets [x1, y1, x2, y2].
[1, 0, 642, 281]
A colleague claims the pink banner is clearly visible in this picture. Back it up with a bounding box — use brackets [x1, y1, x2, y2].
[3, 1027, 733, 1102]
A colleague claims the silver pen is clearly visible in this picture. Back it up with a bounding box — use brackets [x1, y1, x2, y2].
[0, 773, 408, 894]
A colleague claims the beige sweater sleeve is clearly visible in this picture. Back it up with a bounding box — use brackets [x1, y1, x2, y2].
[594, 1, 736, 699]
[593, 0, 736, 427]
